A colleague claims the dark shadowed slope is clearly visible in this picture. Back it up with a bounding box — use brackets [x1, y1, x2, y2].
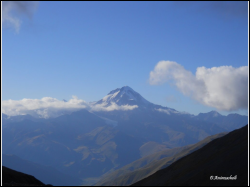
[2, 154, 82, 186]
[132, 125, 248, 186]
[2, 166, 46, 186]
[95, 132, 226, 186]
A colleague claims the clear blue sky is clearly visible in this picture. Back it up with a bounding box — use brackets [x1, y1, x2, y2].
[2, 1, 249, 116]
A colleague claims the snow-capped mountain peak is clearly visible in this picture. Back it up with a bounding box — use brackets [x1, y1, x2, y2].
[95, 86, 152, 106]
[93, 86, 185, 115]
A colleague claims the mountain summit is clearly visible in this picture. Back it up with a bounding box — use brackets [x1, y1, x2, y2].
[95, 86, 152, 107]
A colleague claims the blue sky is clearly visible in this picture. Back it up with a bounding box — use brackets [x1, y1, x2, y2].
[2, 1, 249, 116]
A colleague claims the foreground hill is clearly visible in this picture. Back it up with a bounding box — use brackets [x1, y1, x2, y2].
[2, 154, 81, 186]
[2, 166, 47, 186]
[95, 132, 226, 186]
[132, 125, 248, 186]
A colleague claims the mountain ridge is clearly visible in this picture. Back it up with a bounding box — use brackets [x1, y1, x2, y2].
[132, 125, 248, 186]
[95, 131, 227, 186]
[2, 86, 248, 186]
[3, 86, 248, 119]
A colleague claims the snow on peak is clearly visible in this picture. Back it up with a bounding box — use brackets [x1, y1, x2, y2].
[96, 86, 151, 106]
[119, 86, 138, 101]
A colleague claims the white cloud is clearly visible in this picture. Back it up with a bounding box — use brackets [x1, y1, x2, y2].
[2, 96, 138, 118]
[2, 96, 88, 118]
[149, 60, 248, 111]
[90, 102, 138, 112]
[155, 108, 170, 115]
[2, 1, 39, 33]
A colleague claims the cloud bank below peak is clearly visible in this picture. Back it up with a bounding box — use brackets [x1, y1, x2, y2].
[149, 60, 248, 111]
[90, 102, 138, 112]
[2, 96, 88, 118]
[2, 96, 138, 118]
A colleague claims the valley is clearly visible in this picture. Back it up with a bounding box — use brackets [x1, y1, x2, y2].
[2, 86, 248, 186]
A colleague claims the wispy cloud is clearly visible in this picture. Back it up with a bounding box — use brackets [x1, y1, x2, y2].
[149, 61, 248, 111]
[155, 108, 170, 115]
[2, 1, 39, 33]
